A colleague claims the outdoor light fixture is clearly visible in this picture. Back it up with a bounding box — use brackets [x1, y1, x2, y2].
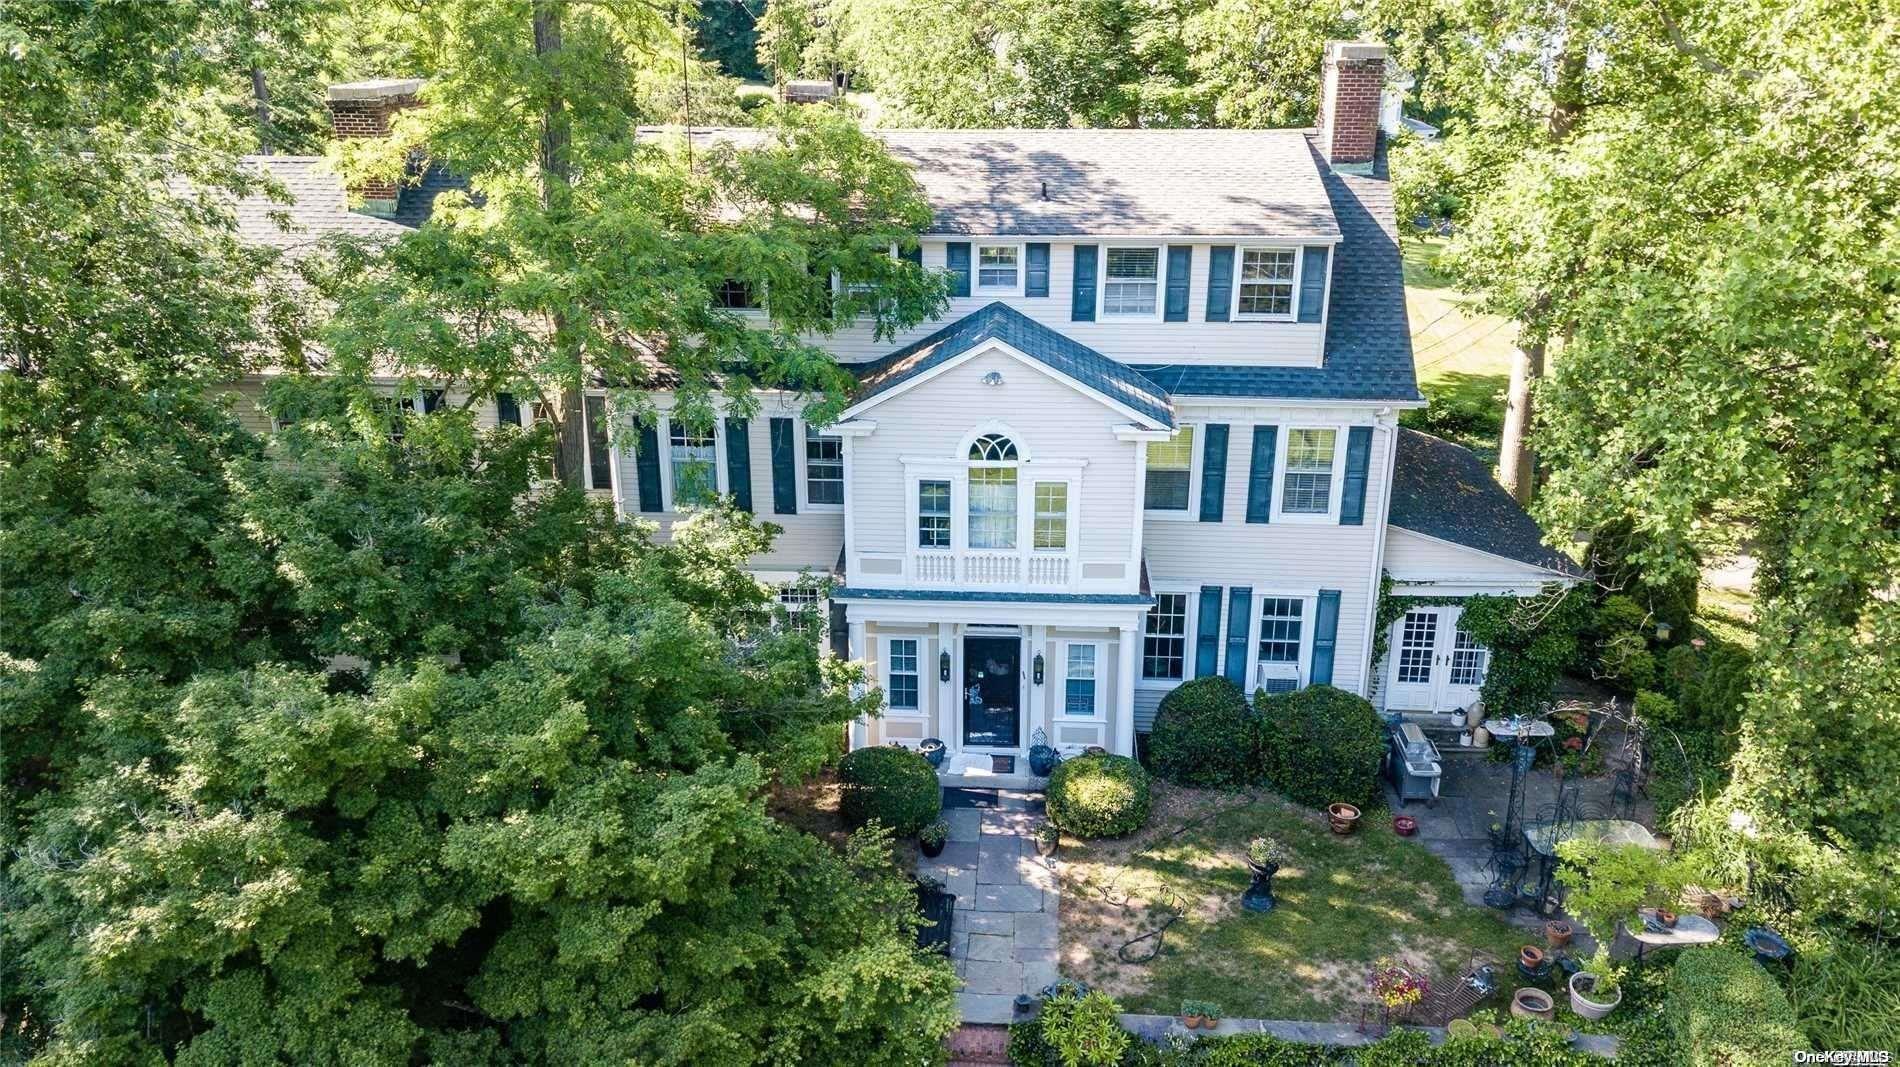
[1033, 652, 1045, 686]
[939, 649, 951, 682]
[1655, 621, 1673, 641]
[981, 371, 1005, 386]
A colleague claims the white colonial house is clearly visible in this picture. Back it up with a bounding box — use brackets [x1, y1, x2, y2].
[225, 43, 1581, 784]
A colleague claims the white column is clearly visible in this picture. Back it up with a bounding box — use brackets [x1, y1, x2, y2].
[848, 618, 869, 750]
[1114, 621, 1138, 757]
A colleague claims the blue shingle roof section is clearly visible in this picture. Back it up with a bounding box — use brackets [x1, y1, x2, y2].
[832, 587, 1155, 606]
[1389, 429, 1584, 577]
[851, 302, 1175, 428]
[1130, 139, 1423, 405]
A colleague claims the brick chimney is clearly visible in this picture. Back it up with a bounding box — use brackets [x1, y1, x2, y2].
[326, 79, 424, 217]
[1316, 42, 1387, 171]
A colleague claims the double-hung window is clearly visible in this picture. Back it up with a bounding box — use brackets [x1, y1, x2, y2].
[668, 420, 718, 507]
[778, 586, 821, 637]
[976, 244, 1021, 292]
[1064, 644, 1098, 716]
[918, 480, 951, 548]
[887, 638, 920, 710]
[1236, 248, 1298, 318]
[1257, 597, 1304, 663]
[805, 425, 843, 505]
[714, 278, 758, 309]
[1281, 428, 1337, 514]
[1033, 482, 1068, 550]
[1144, 427, 1194, 511]
[1102, 247, 1160, 318]
[1142, 593, 1188, 680]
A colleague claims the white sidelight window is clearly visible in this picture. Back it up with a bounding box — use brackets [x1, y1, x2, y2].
[918, 479, 952, 547]
[1033, 482, 1068, 550]
[1281, 428, 1337, 514]
[976, 244, 1021, 292]
[1064, 644, 1099, 716]
[1145, 427, 1194, 511]
[1142, 593, 1188, 680]
[668, 420, 718, 506]
[1102, 247, 1160, 318]
[805, 425, 843, 505]
[887, 638, 920, 710]
[1236, 248, 1298, 318]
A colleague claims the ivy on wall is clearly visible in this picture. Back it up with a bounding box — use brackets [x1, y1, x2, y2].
[1373, 575, 1590, 718]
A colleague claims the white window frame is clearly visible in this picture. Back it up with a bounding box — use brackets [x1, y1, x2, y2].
[916, 477, 953, 550]
[658, 413, 727, 512]
[1272, 425, 1346, 523]
[883, 635, 925, 717]
[1139, 590, 1192, 684]
[798, 419, 845, 513]
[1232, 246, 1303, 322]
[1031, 480, 1071, 552]
[974, 242, 1025, 296]
[1242, 590, 1318, 691]
[1061, 641, 1106, 721]
[1143, 425, 1200, 520]
[1097, 244, 1165, 322]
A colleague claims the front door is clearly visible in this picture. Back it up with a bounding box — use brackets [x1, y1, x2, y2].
[1385, 606, 1491, 711]
[963, 635, 1022, 748]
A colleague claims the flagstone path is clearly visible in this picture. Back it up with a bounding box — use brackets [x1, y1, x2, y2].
[919, 788, 1061, 1025]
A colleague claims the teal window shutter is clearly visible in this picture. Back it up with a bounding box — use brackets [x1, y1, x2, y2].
[1026, 243, 1051, 296]
[1245, 424, 1278, 523]
[1298, 246, 1330, 322]
[1205, 245, 1234, 322]
[1199, 423, 1229, 522]
[1071, 245, 1098, 321]
[634, 417, 662, 513]
[724, 416, 753, 512]
[945, 242, 971, 297]
[899, 243, 922, 266]
[1195, 586, 1222, 677]
[1340, 425, 1372, 525]
[769, 417, 798, 514]
[1164, 245, 1192, 321]
[1310, 590, 1341, 685]
[1223, 586, 1252, 687]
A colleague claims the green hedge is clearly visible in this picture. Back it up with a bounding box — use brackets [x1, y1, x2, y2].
[837, 745, 941, 835]
[1147, 676, 1254, 787]
[1046, 754, 1151, 838]
[1252, 685, 1385, 810]
[1666, 946, 1804, 1065]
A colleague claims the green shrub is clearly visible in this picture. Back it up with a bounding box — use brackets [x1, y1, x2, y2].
[1037, 990, 1129, 1067]
[1666, 946, 1804, 1066]
[1046, 754, 1151, 838]
[1253, 685, 1384, 809]
[837, 745, 941, 835]
[1787, 933, 1900, 1051]
[1147, 676, 1253, 787]
[1677, 642, 1753, 733]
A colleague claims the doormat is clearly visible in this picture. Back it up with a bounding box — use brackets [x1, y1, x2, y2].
[943, 788, 1001, 809]
[991, 754, 1015, 775]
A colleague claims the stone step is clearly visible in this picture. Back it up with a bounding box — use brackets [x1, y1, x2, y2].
[945, 1023, 1012, 1064]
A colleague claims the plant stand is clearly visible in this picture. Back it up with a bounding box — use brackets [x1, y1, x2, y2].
[1241, 862, 1278, 913]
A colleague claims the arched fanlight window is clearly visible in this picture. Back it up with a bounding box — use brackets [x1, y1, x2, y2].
[969, 433, 1018, 462]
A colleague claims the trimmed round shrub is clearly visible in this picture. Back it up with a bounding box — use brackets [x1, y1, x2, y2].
[1253, 685, 1385, 809]
[1046, 754, 1151, 838]
[837, 745, 941, 835]
[1147, 676, 1254, 787]
[1667, 946, 1803, 1066]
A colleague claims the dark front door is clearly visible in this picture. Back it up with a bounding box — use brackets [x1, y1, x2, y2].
[962, 635, 1021, 748]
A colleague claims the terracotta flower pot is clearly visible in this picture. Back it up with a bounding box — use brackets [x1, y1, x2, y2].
[1183, 1014, 1204, 1030]
[1393, 815, 1418, 837]
[1328, 803, 1361, 834]
[1519, 945, 1546, 970]
[1545, 921, 1574, 948]
[1510, 988, 1555, 1021]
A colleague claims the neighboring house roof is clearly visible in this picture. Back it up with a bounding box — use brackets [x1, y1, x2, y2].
[849, 302, 1176, 428]
[1388, 429, 1584, 577]
[229, 156, 466, 251]
[1132, 139, 1421, 405]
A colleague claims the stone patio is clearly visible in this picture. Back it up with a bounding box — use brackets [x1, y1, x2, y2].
[919, 787, 1061, 1025]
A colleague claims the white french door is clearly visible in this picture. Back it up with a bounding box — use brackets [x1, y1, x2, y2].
[1385, 606, 1490, 712]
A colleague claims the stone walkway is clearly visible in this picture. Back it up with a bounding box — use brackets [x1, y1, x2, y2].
[919, 788, 1061, 1025]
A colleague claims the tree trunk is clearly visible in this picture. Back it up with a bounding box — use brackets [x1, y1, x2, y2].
[250, 64, 273, 154]
[1499, 342, 1544, 503]
[532, 0, 589, 489]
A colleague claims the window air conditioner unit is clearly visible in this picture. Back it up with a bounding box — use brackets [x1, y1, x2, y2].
[1255, 661, 1301, 694]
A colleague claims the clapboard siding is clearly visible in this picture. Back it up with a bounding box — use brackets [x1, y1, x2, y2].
[815, 242, 1326, 366]
[1383, 527, 1562, 590]
[222, 374, 505, 433]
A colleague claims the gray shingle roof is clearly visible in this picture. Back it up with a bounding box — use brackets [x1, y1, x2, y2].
[851, 302, 1175, 428]
[1389, 429, 1584, 577]
[831, 587, 1155, 606]
[228, 156, 466, 251]
[1131, 138, 1421, 404]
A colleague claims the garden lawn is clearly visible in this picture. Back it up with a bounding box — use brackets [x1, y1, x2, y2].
[1057, 783, 1526, 1022]
[1401, 239, 1518, 464]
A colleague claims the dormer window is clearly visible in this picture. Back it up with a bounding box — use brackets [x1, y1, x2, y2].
[975, 245, 1021, 293]
[1102, 247, 1160, 319]
[1236, 248, 1298, 319]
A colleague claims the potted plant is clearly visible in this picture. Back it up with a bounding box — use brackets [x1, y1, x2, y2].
[1034, 821, 1060, 857]
[1544, 920, 1573, 948]
[1327, 802, 1361, 835]
[1554, 840, 1686, 1021]
[918, 737, 946, 768]
[1027, 728, 1059, 776]
[919, 819, 948, 858]
[1243, 836, 1290, 912]
[1367, 957, 1428, 1030]
[1180, 999, 1220, 1030]
[1393, 814, 1418, 837]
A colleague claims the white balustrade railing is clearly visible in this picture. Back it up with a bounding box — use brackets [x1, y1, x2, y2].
[909, 550, 1073, 588]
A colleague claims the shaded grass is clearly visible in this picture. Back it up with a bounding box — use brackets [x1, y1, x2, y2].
[1058, 784, 1527, 1022]
[1401, 239, 1516, 465]
[1694, 582, 1757, 650]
